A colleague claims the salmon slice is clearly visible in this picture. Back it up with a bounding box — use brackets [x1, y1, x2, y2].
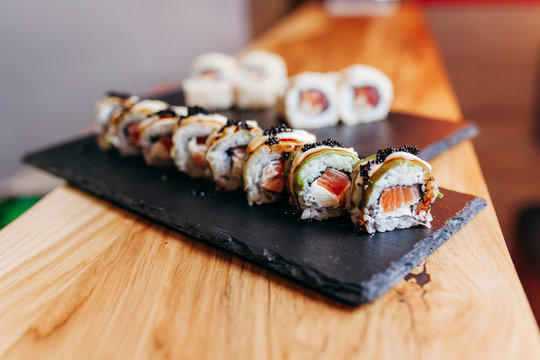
[354, 86, 380, 110]
[201, 69, 219, 81]
[261, 159, 286, 193]
[315, 168, 351, 206]
[159, 135, 173, 153]
[299, 90, 329, 115]
[127, 122, 141, 143]
[196, 136, 207, 145]
[380, 185, 421, 213]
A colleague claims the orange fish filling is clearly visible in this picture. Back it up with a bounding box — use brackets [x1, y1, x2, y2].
[354, 86, 380, 110]
[315, 168, 351, 206]
[379, 185, 421, 213]
[299, 90, 329, 115]
[261, 158, 286, 193]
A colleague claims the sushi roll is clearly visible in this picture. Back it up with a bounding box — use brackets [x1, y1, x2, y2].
[190, 52, 237, 81]
[139, 106, 187, 166]
[183, 52, 237, 110]
[182, 77, 235, 110]
[110, 99, 169, 156]
[171, 107, 228, 178]
[286, 139, 360, 220]
[206, 119, 263, 191]
[347, 146, 440, 234]
[234, 50, 288, 109]
[243, 125, 316, 205]
[338, 65, 393, 125]
[283, 72, 339, 129]
[94, 91, 139, 151]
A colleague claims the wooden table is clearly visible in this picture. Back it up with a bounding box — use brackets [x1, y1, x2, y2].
[1, 2, 539, 359]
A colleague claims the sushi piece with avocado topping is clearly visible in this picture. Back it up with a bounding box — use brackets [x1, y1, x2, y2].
[347, 146, 440, 234]
[286, 139, 360, 220]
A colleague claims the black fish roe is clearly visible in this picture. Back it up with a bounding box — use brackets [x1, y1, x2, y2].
[186, 106, 210, 117]
[375, 145, 420, 164]
[359, 162, 372, 177]
[106, 91, 131, 99]
[263, 124, 291, 136]
[301, 139, 344, 152]
[155, 109, 177, 118]
[221, 118, 252, 132]
[266, 137, 279, 146]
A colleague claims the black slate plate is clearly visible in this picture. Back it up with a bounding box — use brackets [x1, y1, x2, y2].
[23, 137, 487, 305]
[156, 89, 478, 160]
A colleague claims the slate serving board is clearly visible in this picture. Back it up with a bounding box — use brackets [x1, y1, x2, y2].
[23, 136, 487, 305]
[157, 89, 478, 160]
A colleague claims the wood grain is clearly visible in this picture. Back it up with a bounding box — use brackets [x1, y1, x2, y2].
[1, 2, 539, 359]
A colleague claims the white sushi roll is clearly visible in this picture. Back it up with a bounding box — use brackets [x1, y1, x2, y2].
[284, 72, 339, 129]
[171, 108, 228, 178]
[94, 91, 139, 151]
[234, 50, 288, 109]
[139, 107, 186, 166]
[190, 52, 237, 81]
[286, 139, 360, 220]
[182, 52, 237, 110]
[206, 119, 263, 191]
[338, 64, 394, 125]
[182, 77, 234, 110]
[347, 146, 440, 234]
[111, 99, 169, 156]
[243, 125, 316, 205]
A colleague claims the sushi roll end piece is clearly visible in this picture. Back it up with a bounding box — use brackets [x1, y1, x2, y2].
[287, 139, 360, 220]
[243, 124, 316, 205]
[347, 146, 439, 234]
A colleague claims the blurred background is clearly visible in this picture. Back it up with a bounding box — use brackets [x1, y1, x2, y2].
[1, 0, 539, 317]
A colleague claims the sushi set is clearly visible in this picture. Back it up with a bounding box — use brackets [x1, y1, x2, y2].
[23, 50, 486, 305]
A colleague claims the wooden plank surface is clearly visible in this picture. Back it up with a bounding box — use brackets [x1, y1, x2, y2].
[1, 2, 539, 359]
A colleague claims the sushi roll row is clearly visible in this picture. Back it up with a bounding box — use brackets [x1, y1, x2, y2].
[283, 65, 394, 129]
[94, 93, 440, 234]
[182, 50, 288, 111]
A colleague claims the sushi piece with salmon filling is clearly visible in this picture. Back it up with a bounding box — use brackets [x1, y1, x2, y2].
[283, 72, 339, 129]
[206, 119, 263, 191]
[94, 91, 139, 151]
[286, 139, 360, 220]
[110, 99, 169, 156]
[347, 146, 440, 234]
[139, 106, 187, 166]
[234, 50, 288, 109]
[183, 52, 237, 110]
[243, 124, 316, 205]
[338, 65, 393, 125]
[171, 107, 228, 178]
